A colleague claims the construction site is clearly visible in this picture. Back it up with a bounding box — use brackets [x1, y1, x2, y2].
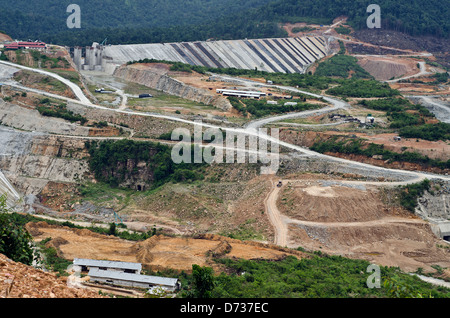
[0, 16, 449, 297]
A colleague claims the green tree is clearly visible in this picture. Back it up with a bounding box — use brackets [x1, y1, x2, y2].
[383, 277, 431, 298]
[108, 222, 117, 236]
[0, 194, 35, 265]
[187, 264, 216, 298]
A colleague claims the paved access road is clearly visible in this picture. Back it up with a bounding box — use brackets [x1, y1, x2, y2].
[0, 60, 92, 104]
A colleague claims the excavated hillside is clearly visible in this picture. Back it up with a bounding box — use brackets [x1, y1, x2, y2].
[356, 56, 418, 81]
[25, 222, 306, 273]
[278, 129, 450, 174]
[113, 63, 232, 111]
[0, 253, 104, 298]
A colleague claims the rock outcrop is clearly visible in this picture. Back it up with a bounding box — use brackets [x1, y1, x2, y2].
[0, 100, 90, 136]
[0, 132, 90, 195]
[417, 181, 450, 221]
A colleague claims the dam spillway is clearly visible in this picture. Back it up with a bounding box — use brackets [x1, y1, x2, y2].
[101, 36, 329, 74]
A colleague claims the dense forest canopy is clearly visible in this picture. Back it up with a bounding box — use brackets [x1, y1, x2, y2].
[0, 0, 447, 46]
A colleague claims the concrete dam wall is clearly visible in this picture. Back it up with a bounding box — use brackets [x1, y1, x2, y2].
[102, 36, 329, 74]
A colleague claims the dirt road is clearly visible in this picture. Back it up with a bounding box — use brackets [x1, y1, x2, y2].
[0, 60, 92, 104]
[386, 61, 430, 83]
[264, 179, 288, 246]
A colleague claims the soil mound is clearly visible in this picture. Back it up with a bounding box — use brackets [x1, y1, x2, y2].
[0, 253, 104, 298]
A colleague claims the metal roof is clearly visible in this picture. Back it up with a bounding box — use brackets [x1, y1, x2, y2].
[216, 89, 266, 96]
[73, 258, 142, 271]
[88, 268, 179, 287]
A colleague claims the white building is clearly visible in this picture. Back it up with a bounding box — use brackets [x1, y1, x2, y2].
[88, 268, 181, 291]
[216, 89, 266, 99]
[72, 258, 142, 274]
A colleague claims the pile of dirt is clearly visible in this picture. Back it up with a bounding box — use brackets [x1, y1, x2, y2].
[0, 253, 104, 298]
[278, 183, 398, 223]
[0, 32, 12, 42]
[26, 221, 137, 262]
[272, 177, 450, 273]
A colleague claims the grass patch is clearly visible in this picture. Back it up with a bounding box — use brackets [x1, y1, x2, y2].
[220, 219, 264, 241]
[315, 55, 373, 79]
[358, 98, 449, 141]
[227, 96, 322, 118]
[326, 79, 400, 98]
[36, 99, 87, 124]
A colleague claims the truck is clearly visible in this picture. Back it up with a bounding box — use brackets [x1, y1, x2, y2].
[95, 88, 114, 94]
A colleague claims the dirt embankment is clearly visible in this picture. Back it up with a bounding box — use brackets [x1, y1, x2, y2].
[289, 220, 450, 273]
[356, 56, 419, 81]
[279, 129, 450, 174]
[0, 32, 12, 42]
[113, 63, 232, 111]
[269, 176, 450, 273]
[278, 183, 408, 223]
[26, 222, 306, 273]
[13, 70, 76, 99]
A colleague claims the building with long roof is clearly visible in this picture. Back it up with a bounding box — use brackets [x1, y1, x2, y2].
[88, 268, 180, 291]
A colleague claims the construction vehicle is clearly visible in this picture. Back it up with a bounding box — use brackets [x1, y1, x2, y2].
[113, 211, 125, 226]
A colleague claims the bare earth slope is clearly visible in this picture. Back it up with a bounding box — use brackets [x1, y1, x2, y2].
[0, 253, 104, 298]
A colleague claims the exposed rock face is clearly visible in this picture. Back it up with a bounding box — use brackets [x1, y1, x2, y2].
[98, 156, 158, 192]
[416, 181, 450, 221]
[0, 100, 90, 136]
[0, 132, 90, 195]
[113, 64, 232, 111]
[66, 101, 194, 138]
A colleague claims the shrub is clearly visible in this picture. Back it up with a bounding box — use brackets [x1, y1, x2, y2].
[0, 195, 35, 265]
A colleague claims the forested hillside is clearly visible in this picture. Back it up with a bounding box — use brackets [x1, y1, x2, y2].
[0, 0, 447, 46]
[0, 0, 276, 45]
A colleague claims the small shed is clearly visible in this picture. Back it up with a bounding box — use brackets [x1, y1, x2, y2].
[88, 268, 181, 291]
